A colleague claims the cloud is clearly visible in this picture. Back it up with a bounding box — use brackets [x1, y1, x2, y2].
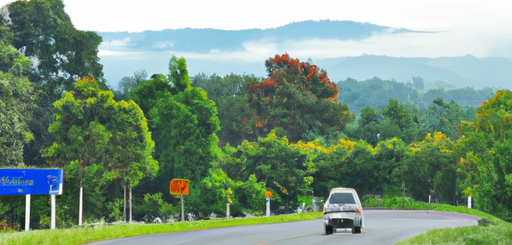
[98, 38, 151, 59]
[98, 28, 512, 89]
[98, 28, 508, 66]
[152, 41, 174, 49]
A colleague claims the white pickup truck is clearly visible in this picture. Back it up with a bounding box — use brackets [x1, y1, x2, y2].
[322, 187, 364, 234]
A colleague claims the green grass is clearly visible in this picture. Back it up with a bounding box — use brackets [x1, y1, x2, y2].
[0, 212, 322, 245]
[396, 224, 512, 245]
[362, 195, 512, 245]
[395, 205, 512, 245]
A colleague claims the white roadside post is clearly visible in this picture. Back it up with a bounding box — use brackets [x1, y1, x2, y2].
[226, 188, 232, 219]
[264, 191, 272, 217]
[79, 186, 83, 226]
[51, 195, 56, 229]
[468, 196, 472, 208]
[266, 198, 270, 217]
[181, 194, 185, 221]
[25, 194, 30, 231]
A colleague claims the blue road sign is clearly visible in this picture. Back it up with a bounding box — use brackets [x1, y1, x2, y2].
[0, 169, 63, 196]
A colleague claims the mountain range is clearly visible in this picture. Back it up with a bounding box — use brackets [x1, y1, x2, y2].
[97, 20, 512, 90]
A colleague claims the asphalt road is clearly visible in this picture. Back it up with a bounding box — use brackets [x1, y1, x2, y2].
[86, 210, 480, 245]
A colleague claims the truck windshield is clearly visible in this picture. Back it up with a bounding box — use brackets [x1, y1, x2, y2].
[329, 193, 356, 204]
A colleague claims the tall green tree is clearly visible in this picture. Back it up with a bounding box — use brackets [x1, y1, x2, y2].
[45, 77, 158, 224]
[105, 97, 158, 222]
[421, 97, 465, 140]
[0, 40, 34, 167]
[405, 132, 457, 204]
[191, 73, 260, 146]
[168, 56, 191, 93]
[116, 69, 148, 100]
[6, 0, 105, 167]
[459, 90, 512, 221]
[381, 99, 422, 143]
[8, 0, 103, 84]
[300, 139, 352, 198]
[128, 56, 221, 216]
[348, 106, 383, 146]
[149, 81, 220, 185]
[374, 138, 408, 196]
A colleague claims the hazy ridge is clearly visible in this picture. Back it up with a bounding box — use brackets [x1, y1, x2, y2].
[97, 20, 512, 90]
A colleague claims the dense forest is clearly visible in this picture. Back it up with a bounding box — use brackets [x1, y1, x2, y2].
[1, 0, 512, 231]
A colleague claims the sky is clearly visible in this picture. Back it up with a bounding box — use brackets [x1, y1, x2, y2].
[1, 0, 511, 87]
[65, 0, 511, 59]
[2, 0, 511, 59]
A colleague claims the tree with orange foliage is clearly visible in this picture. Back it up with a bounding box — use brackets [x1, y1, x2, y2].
[248, 53, 353, 142]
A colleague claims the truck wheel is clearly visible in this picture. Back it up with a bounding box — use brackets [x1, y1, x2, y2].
[352, 226, 361, 234]
[324, 225, 333, 235]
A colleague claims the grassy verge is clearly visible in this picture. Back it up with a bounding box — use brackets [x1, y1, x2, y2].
[0, 212, 322, 245]
[363, 195, 512, 245]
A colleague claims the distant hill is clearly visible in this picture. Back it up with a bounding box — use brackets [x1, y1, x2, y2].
[317, 55, 512, 90]
[98, 20, 407, 53]
[337, 77, 496, 118]
[96, 20, 512, 90]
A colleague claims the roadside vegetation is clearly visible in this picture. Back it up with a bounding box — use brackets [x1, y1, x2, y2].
[0, 212, 321, 245]
[363, 195, 512, 245]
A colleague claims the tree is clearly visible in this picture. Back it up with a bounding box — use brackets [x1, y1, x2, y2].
[405, 132, 457, 203]
[6, 0, 105, 167]
[105, 98, 158, 222]
[149, 88, 220, 184]
[128, 56, 221, 216]
[0, 40, 34, 167]
[8, 0, 104, 84]
[460, 90, 512, 221]
[191, 73, 260, 146]
[127, 74, 173, 115]
[374, 138, 408, 196]
[116, 69, 148, 99]
[226, 131, 312, 209]
[249, 53, 353, 142]
[300, 138, 351, 198]
[412, 76, 424, 91]
[168, 56, 191, 93]
[421, 97, 464, 140]
[342, 140, 379, 194]
[381, 99, 422, 143]
[350, 106, 383, 146]
[337, 77, 422, 117]
[45, 77, 158, 224]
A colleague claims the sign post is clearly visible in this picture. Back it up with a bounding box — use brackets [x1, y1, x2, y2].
[0, 169, 63, 231]
[51, 194, 56, 229]
[170, 178, 189, 221]
[226, 188, 232, 219]
[25, 194, 30, 231]
[265, 191, 272, 217]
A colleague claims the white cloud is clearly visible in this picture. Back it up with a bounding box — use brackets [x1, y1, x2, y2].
[97, 28, 508, 67]
[152, 41, 174, 49]
[98, 38, 147, 59]
[2, 0, 510, 60]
